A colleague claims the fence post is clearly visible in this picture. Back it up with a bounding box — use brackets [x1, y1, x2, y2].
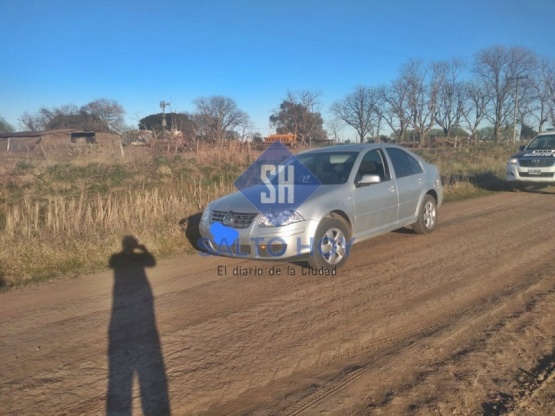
[39, 138, 49, 161]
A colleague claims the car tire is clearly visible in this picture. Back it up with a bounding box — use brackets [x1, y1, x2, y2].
[412, 194, 437, 234]
[308, 217, 351, 271]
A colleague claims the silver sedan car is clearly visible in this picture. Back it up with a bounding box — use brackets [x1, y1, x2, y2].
[199, 144, 443, 270]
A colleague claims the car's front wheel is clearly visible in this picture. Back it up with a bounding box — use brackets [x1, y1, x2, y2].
[412, 194, 437, 234]
[308, 217, 351, 271]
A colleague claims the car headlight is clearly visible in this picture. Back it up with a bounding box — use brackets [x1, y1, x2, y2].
[508, 158, 518, 166]
[201, 208, 212, 223]
[258, 210, 304, 227]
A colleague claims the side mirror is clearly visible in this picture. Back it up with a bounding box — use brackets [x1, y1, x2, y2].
[519, 145, 525, 151]
[357, 174, 381, 187]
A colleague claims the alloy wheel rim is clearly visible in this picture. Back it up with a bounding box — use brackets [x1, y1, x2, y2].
[319, 227, 346, 265]
[423, 201, 436, 229]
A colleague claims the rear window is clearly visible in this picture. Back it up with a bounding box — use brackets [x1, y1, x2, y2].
[386, 148, 423, 179]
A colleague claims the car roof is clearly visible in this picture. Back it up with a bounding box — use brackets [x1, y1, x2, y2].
[297, 143, 395, 155]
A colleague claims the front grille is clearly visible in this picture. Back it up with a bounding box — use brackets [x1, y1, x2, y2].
[519, 172, 554, 178]
[210, 210, 257, 228]
[519, 159, 555, 167]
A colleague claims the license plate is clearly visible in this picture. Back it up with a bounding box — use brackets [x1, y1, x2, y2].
[528, 169, 541, 175]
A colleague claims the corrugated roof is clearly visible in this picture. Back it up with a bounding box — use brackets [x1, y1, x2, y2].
[0, 129, 84, 139]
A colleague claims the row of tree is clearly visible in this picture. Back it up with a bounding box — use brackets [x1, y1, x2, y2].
[4, 45, 555, 145]
[331, 45, 555, 145]
[132, 91, 327, 146]
[18, 99, 126, 134]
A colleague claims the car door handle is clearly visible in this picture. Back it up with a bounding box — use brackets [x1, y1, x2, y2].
[389, 185, 396, 192]
[417, 177, 423, 183]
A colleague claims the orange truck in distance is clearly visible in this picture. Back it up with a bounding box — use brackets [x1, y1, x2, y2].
[264, 133, 298, 147]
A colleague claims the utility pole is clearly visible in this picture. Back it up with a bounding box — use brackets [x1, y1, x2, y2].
[160, 101, 169, 131]
[509, 76, 528, 143]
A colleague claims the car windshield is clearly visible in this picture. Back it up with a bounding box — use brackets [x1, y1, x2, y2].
[262, 151, 359, 185]
[292, 151, 358, 185]
[526, 134, 555, 150]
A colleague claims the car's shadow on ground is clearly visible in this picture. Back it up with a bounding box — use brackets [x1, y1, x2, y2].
[392, 227, 415, 235]
[179, 212, 203, 251]
[465, 171, 554, 195]
[291, 260, 311, 269]
[515, 186, 555, 194]
[469, 171, 514, 192]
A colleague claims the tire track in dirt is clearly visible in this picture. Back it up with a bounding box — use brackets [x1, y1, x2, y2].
[1, 191, 554, 415]
[210, 255, 555, 415]
[385, 279, 555, 415]
[203, 194, 555, 415]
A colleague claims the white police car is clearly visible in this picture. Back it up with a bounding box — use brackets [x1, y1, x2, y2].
[507, 131, 555, 187]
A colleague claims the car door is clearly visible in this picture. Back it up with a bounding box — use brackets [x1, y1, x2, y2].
[385, 147, 425, 224]
[352, 149, 399, 237]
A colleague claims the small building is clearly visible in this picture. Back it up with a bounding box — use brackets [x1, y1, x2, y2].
[0, 129, 121, 152]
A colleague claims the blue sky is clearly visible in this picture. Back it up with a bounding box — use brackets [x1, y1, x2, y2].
[1, 0, 554, 139]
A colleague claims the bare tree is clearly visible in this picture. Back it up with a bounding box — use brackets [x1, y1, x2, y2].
[81, 98, 126, 133]
[433, 59, 466, 137]
[473, 45, 538, 141]
[270, 90, 326, 146]
[402, 60, 438, 147]
[546, 59, 555, 127]
[19, 111, 45, 131]
[19, 105, 78, 131]
[193, 96, 249, 144]
[330, 86, 379, 143]
[0, 116, 14, 133]
[18, 102, 122, 133]
[377, 81, 410, 143]
[236, 118, 253, 142]
[326, 116, 344, 144]
[461, 80, 490, 142]
[526, 58, 555, 132]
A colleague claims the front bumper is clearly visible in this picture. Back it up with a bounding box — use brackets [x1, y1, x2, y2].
[199, 216, 320, 260]
[506, 164, 555, 184]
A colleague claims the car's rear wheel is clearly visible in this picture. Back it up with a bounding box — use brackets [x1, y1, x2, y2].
[412, 194, 437, 234]
[308, 217, 351, 271]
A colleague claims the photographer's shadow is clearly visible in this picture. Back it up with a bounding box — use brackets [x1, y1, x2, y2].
[106, 236, 170, 415]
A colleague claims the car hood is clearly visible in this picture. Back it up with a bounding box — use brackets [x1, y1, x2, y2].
[512, 148, 555, 158]
[208, 183, 348, 215]
[209, 188, 258, 213]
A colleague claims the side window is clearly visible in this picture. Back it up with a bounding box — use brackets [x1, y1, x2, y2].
[386, 148, 422, 179]
[356, 149, 390, 182]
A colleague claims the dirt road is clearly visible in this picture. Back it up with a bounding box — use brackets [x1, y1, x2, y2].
[1, 191, 555, 415]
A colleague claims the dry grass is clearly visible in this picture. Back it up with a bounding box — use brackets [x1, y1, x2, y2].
[414, 142, 518, 201]
[0, 141, 516, 288]
[0, 142, 251, 287]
